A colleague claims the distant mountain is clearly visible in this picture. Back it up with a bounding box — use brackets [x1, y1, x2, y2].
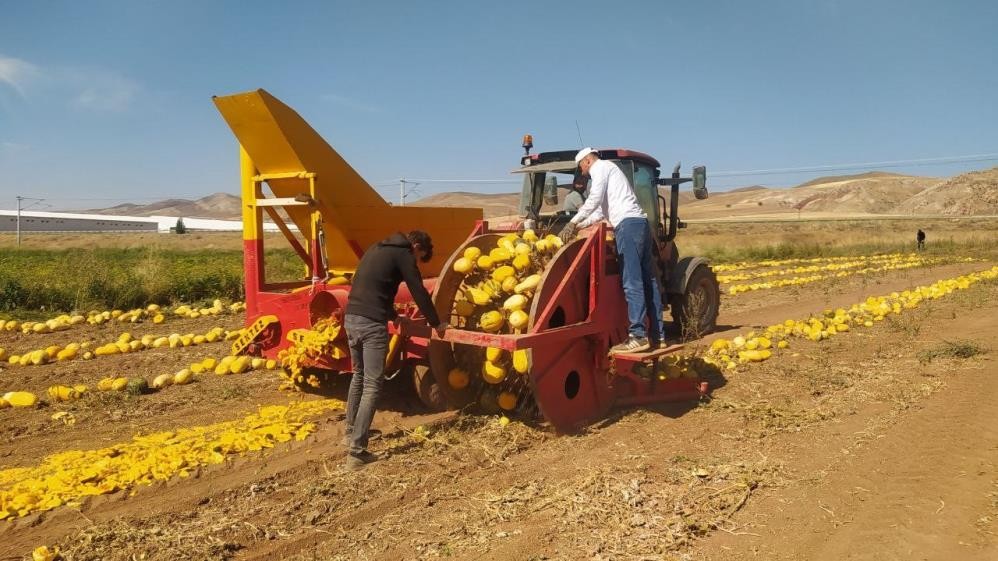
[412, 191, 525, 219]
[727, 185, 769, 193]
[795, 171, 904, 188]
[88, 193, 242, 219]
[86, 167, 998, 222]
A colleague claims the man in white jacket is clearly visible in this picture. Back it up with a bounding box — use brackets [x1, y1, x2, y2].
[559, 148, 664, 353]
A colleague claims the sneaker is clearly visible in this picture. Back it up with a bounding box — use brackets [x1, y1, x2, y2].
[342, 450, 379, 471]
[611, 337, 650, 354]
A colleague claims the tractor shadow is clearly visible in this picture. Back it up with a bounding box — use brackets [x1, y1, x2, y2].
[294, 366, 438, 417]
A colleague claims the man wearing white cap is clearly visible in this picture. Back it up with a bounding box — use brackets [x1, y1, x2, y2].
[559, 148, 664, 353]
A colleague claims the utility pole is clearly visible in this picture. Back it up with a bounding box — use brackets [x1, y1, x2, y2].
[16, 195, 22, 247]
[15, 196, 45, 247]
[399, 178, 405, 207]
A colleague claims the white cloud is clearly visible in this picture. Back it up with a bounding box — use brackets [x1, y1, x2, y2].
[68, 70, 139, 112]
[0, 53, 140, 112]
[1, 141, 28, 151]
[320, 93, 381, 113]
[0, 55, 39, 96]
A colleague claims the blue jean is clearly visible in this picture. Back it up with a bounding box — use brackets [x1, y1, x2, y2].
[614, 217, 664, 341]
[344, 314, 389, 456]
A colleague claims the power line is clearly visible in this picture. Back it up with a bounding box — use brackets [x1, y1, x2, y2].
[378, 152, 998, 187]
[380, 178, 521, 184]
[709, 152, 998, 178]
[6, 194, 229, 202]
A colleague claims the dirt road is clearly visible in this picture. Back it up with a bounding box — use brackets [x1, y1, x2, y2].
[695, 297, 998, 561]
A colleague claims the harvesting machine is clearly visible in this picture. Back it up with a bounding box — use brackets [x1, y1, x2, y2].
[215, 89, 720, 432]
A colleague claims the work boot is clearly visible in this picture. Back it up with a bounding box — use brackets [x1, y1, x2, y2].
[611, 337, 650, 354]
[342, 450, 379, 471]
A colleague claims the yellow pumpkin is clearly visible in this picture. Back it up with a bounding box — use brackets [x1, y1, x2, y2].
[482, 361, 507, 384]
[508, 310, 529, 330]
[448, 368, 470, 389]
[480, 311, 504, 332]
[463, 246, 482, 261]
[497, 391, 518, 410]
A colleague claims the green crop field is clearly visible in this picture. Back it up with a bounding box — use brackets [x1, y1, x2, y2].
[1, 217, 995, 316]
[0, 247, 300, 316]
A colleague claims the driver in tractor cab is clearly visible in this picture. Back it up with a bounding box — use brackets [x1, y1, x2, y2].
[560, 148, 664, 354]
[343, 230, 448, 470]
[562, 172, 589, 213]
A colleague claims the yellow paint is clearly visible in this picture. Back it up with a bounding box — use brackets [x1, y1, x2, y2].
[215, 89, 482, 275]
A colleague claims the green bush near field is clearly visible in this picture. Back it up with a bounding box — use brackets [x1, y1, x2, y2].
[0, 248, 301, 314]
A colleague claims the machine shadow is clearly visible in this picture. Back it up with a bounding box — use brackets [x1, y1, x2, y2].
[589, 362, 729, 431]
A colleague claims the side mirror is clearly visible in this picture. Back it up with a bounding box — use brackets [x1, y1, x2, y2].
[692, 165, 708, 200]
[543, 176, 558, 206]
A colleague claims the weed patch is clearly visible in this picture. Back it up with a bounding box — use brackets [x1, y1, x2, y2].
[917, 339, 987, 364]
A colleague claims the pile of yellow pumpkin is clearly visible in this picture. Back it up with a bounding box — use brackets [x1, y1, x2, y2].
[445, 230, 563, 414]
[4, 327, 243, 368]
[0, 400, 343, 520]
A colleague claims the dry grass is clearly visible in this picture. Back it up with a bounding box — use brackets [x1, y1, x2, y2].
[450, 459, 780, 559]
[680, 217, 998, 263]
[63, 516, 246, 561]
[0, 231, 290, 251]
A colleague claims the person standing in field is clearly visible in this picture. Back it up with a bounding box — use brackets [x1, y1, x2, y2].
[559, 148, 663, 353]
[342, 230, 448, 470]
[917, 229, 926, 250]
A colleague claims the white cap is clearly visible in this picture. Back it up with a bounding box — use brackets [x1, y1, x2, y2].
[574, 147, 597, 164]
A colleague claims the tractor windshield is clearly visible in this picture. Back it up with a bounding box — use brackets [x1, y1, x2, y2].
[516, 159, 661, 234]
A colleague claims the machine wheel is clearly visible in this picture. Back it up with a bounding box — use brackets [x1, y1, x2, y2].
[412, 364, 447, 412]
[523, 238, 613, 431]
[670, 264, 720, 340]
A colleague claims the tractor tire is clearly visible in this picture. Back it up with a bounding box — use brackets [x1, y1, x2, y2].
[412, 364, 447, 412]
[670, 264, 720, 340]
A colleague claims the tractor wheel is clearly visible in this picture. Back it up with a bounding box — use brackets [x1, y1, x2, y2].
[670, 264, 720, 340]
[412, 364, 447, 412]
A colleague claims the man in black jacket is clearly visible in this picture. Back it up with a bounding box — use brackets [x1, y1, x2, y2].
[343, 230, 447, 470]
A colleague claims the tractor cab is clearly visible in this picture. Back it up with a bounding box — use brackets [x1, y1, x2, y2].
[512, 138, 708, 246]
[512, 136, 719, 339]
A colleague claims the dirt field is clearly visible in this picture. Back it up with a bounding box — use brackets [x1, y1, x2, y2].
[1, 251, 995, 560]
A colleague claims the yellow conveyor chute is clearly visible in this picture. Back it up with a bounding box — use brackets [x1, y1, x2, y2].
[213, 89, 482, 276]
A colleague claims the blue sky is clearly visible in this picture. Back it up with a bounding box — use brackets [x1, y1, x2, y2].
[1, 0, 996, 209]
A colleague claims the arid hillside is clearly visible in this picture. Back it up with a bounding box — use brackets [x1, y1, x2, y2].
[897, 167, 998, 215]
[414, 168, 998, 220]
[86, 167, 998, 221]
[679, 171, 941, 219]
